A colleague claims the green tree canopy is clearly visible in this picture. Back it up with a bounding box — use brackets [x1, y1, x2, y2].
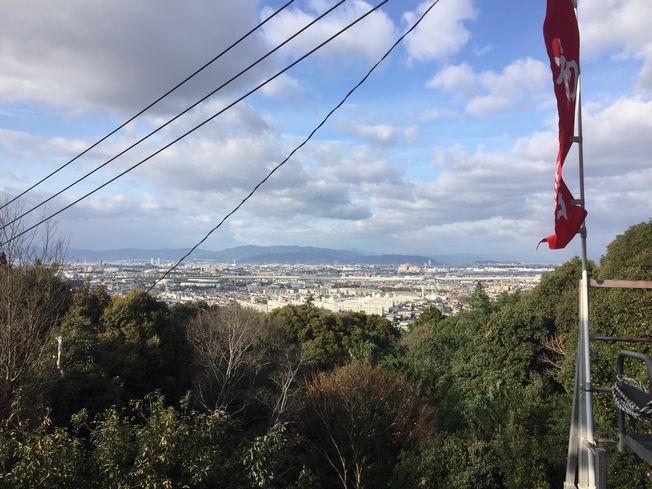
[97, 291, 190, 404]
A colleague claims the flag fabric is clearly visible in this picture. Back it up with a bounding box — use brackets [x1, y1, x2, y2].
[539, 0, 586, 250]
[543, 164, 587, 249]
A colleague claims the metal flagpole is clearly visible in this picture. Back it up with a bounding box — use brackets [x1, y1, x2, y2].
[564, 1, 599, 487]
[563, 338, 582, 488]
[577, 80, 598, 489]
[563, 71, 598, 489]
[576, 0, 598, 485]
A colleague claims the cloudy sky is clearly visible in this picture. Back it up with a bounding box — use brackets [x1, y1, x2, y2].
[0, 0, 650, 263]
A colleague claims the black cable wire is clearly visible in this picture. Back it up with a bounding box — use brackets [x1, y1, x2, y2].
[1, 0, 344, 232]
[0, 0, 294, 213]
[146, 0, 441, 293]
[0, 0, 389, 248]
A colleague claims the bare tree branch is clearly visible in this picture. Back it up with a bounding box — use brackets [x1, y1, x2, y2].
[0, 200, 69, 413]
[540, 331, 567, 371]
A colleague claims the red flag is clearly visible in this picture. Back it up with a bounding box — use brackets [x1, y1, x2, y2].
[540, 157, 587, 249]
[545, 0, 579, 162]
[539, 0, 586, 250]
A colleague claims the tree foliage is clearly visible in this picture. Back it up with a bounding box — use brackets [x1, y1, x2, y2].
[2, 220, 652, 487]
[267, 304, 400, 370]
[0, 392, 287, 489]
[0, 262, 70, 416]
[97, 290, 191, 404]
[302, 364, 432, 489]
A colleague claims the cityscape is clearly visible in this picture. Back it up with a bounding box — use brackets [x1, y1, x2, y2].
[63, 256, 554, 329]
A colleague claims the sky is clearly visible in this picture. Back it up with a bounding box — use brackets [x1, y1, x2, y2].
[0, 0, 650, 263]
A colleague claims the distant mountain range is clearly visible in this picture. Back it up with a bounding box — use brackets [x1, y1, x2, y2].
[67, 245, 438, 266]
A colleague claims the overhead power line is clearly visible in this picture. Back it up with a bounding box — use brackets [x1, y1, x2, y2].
[0, 0, 344, 232]
[146, 0, 442, 292]
[0, 0, 295, 213]
[0, 0, 389, 248]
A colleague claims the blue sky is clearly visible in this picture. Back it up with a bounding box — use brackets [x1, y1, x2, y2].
[0, 0, 650, 263]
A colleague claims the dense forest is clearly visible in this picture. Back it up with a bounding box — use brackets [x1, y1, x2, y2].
[0, 220, 650, 488]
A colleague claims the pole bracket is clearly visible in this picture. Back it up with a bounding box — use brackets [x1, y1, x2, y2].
[572, 136, 583, 143]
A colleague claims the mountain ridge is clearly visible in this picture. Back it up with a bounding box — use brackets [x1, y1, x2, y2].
[67, 245, 437, 266]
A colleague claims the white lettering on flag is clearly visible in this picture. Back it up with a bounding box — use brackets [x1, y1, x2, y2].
[553, 38, 578, 103]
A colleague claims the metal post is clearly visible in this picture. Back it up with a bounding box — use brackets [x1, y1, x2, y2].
[576, 84, 588, 273]
[579, 270, 596, 489]
[56, 335, 63, 374]
[574, 4, 597, 484]
[564, 1, 601, 486]
[564, 335, 582, 488]
[573, 0, 588, 274]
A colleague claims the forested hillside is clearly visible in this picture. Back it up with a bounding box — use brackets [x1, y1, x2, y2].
[0, 221, 650, 488]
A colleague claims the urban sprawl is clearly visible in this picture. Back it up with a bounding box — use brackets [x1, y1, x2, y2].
[63, 260, 554, 330]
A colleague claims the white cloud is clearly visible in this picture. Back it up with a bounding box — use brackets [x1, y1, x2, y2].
[1, 0, 649, 265]
[4, 88, 650, 262]
[0, 129, 88, 161]
[639, 46, 652, 92]
[318, 95, 652, 259]
[0, 129, 103, 191]
[315, 143, 404, 184]
[259, 74, 304, 100]
[427, 64, 477, 98]
[64, 194, 134, 220]
[418, 108, 460, 123]
[0, 1, 267, 112]
[581, 0, 652, 92]
[403, 0, 477, 63]
[472, 44, 493, 57]
[438, 96, 651, 227]
[581, 0, 652, 57]
[428, 57, 548, 116]
[252, 179, 372, 221]
[140, 194, 172, 213]
[141, 129, 293, 194]
[260, 0, 397, 64]
[404, 125, 420, 144]
[335, 120, 398, 146]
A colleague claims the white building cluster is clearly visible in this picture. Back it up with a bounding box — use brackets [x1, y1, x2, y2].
[62, 260, 552, 329]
